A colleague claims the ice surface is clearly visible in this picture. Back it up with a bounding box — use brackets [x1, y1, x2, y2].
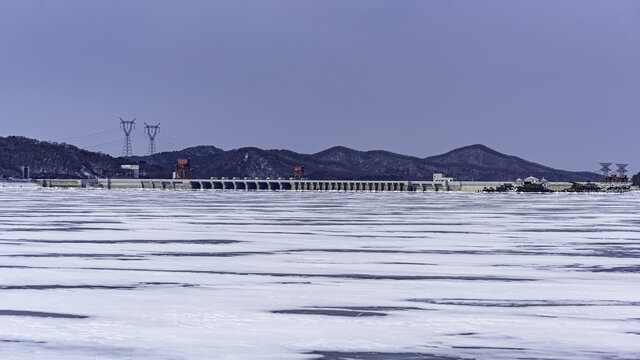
[0, 188, 639, 359]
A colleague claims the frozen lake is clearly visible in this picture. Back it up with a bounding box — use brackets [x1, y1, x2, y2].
[0, 187, 639, 359]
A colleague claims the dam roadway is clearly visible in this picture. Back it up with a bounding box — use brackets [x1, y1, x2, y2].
[35, 177, 580, 192]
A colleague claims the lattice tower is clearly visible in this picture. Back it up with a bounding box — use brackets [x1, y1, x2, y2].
[616, 163, 628, 175]
[598, 162, 612, 176]
[120, 117, 136, 158]
[144, 122, 160, 155]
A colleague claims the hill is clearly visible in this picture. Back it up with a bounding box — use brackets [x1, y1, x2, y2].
[0, 136, 601, 181]
[0, 136, 164, 179]
[425, 144, 600, 181]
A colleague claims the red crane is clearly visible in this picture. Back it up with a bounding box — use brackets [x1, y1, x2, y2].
[174, 158, 198, 179]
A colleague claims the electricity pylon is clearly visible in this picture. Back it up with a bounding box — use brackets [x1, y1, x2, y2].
[120, 117, 136, 158]
[145, 122, 160, 155]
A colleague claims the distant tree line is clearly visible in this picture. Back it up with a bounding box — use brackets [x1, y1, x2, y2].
[633, 172, 640, 186]
[0, 136, 610, 181]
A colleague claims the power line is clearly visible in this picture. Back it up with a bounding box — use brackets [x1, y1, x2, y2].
[49, 120, 194, 156]
[84, 139, 123, 151]
[164, 134, 190, 148]
[156, 137, 185, 151]
[52, 129, 121, 142]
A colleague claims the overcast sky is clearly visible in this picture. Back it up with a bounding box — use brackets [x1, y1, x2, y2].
[1, 0, 638, 172]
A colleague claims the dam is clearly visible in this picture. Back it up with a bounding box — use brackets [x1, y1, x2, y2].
[35, 174, 580, 192]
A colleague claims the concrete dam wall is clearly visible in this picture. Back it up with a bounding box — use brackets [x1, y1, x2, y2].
[35, 178, 578, 192]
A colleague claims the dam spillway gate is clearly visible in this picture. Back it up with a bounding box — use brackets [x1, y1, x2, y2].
[36, 178, 461, 192]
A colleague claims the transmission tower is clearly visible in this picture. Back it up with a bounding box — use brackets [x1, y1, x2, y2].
[616, 163, 628, 176]
[120, 117, 136, 158]
[144, 122, 160, 155]
[598, 162, 612, 176]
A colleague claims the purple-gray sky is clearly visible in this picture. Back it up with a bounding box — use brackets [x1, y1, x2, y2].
[1, 0, 639, 173]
